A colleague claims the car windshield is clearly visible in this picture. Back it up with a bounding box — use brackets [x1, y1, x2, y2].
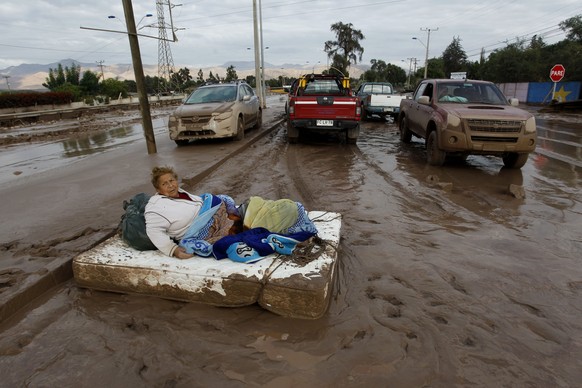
[185, 86, 237, 104]
[437, 82, 508, 105]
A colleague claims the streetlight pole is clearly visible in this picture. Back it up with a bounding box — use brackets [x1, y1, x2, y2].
[259, 0, 267, 108]
[252, 1, 262, 106]
[411, 37, 426, 77]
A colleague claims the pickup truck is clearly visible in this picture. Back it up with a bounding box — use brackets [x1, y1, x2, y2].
[286, 74, 361, 143]
[398, 78, 537, 169]
[355, 82, 407, 121]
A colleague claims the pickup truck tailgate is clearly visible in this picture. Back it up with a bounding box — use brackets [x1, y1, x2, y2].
[293, 96, 358, 119]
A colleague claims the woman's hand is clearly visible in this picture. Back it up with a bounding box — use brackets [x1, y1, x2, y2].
[173, 246, 194, 259]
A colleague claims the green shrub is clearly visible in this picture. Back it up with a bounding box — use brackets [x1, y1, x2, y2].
[0, 91, 73, 109]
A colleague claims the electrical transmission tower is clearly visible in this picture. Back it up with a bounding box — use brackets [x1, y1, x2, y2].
[152, 0, 180, 94]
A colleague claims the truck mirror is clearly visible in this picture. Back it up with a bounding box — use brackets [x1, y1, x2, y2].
[418, 96, 430, 105]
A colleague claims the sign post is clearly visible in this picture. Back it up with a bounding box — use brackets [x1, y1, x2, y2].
[550, 64, 565, 101]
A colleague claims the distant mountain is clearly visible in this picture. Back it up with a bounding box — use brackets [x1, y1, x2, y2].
[0, 59, 367, 91]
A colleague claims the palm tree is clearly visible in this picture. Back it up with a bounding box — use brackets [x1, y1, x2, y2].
[324, 22, 365, 77]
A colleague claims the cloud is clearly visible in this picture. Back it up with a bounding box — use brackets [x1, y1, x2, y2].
[0, 0, 580, 72]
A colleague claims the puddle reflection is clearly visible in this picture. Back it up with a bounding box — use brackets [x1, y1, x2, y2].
[61, 126, 136, 157]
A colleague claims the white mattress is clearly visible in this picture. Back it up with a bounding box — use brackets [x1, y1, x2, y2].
[73, 211, 342, 319]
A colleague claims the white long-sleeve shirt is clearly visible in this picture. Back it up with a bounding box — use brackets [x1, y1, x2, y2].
[144, 190, 203, 256]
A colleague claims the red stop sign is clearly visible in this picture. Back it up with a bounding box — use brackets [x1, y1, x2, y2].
[550, 64, 565, 82]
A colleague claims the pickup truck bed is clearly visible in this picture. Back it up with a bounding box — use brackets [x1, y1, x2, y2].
[356, 82, 406, 120]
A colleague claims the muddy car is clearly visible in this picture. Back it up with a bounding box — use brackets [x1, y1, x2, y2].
[399, 79, 537, 168]
[168, 81, 262, 145]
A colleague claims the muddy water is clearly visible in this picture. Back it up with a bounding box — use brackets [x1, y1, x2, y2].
[0, 115, 170, 186]
[0, 105, 581, 386]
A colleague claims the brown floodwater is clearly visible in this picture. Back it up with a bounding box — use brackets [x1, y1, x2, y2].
[0, 97, 581, 387]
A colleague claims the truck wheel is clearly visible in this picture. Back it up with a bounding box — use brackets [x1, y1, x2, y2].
[346, 125, 359, 144]
[361, 108, 368, 121]
[174, 140, 189, 146]
[234, 117, 245, 141]
[503, 153, 529, 169]
[399, 116, 412, 143]
[287, 122, 299, 143]
[426, 131, 446, 166]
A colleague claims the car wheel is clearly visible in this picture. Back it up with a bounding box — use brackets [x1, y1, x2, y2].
[361, 108, 368, 121]
[346, 124, 359, 144]
[174, 140, 189, 146]
[234, 116, 245, 141]
[426, 131, 446, 166]
[287, 121, 299, 143]
[399, 116, 412, 143]
[253, 109, 262, 129]
[503, 153, 529, 169]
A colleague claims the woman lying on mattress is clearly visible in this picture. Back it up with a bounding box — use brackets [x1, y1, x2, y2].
[144, 166, 318, 262]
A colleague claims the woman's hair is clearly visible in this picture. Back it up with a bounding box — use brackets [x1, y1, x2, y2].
[151, 166, 178, 189]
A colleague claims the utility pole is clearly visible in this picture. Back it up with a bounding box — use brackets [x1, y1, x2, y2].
[252, 0, 262, 105]
[96, 60, 105, 81]
[405, 58, 413, 87]
[2, 75, 10, 93]
[122, 0, 157, 154]
[420, 27, 438, 79]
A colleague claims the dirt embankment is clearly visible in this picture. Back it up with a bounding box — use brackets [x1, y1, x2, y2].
[0, 104, 178, 146]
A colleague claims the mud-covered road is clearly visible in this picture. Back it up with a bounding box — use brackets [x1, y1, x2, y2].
[0, 95, 581, 387]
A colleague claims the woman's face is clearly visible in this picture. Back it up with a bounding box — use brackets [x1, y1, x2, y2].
[156, 173, 179, 197]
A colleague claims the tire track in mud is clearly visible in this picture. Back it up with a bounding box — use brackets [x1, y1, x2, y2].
[337, 130, 545, 377]
[281, 143, 317, 209]
[354, 125, 582, 384]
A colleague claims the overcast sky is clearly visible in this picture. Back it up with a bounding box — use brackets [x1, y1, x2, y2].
[1, 0, 581, 72]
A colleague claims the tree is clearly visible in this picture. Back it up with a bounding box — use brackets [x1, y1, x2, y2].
[560, 15, 582, 42]
[43, 64, 65, 90]
[324, 22, 365, 77]
[529, 34, 546, 50]
[442, 36, 468, 78]
[54, 83, 81, 101]
[170, 67, 193, 91]
[225, 65, 238, 82]
[245, 75, 256, 87]
[197, 69, 204, 84]
[79, 70, 100, 95]
[100, 78, 128, 99]
[361, 59, 406, 85]
[65, 63, 81, 85]
[123, 80, 137, 94]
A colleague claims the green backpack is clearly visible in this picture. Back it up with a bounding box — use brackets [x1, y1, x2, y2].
[119, 193, 157, 251]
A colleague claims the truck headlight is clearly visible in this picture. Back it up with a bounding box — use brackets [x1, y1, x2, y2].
[168, 115, 177, 128]
[524, 116, 536, 134]
[447, 113, 461, 128]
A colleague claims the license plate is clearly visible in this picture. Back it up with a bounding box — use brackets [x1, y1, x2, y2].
[316, 120, 334, 126]
[383, 107, 394, 112]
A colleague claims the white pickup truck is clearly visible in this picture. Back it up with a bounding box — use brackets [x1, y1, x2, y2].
[355, 82, 407, 121]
